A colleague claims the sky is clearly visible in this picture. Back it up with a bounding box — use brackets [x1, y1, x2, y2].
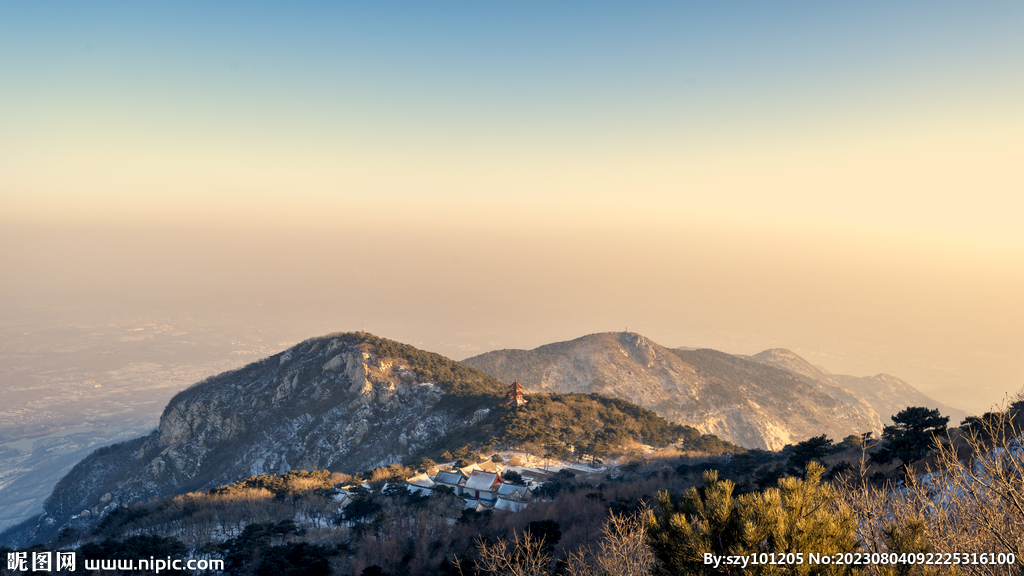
[2, 2, 1022, 414]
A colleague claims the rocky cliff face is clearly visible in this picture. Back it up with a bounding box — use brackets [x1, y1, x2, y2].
[13, 333, 501, 546]
[464, 332, 886, 450]
[144, 337, 446, 483]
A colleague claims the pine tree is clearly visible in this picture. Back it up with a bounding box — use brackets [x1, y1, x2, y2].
[875, 520, 948, 576]
[787, 435, 834, 476]
[645, 470, 752, 575]
[645, 462, 860, 576]
[872, 407, 949, 466]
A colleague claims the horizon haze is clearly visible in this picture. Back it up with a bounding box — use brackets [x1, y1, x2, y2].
[3, 2, 1023, 417]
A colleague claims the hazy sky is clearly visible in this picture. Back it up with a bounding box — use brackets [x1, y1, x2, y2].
[2, 2, 1022, 414]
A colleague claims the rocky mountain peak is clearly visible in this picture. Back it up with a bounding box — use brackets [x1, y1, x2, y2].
[14, 333, 505, 546]
[146, 338, 433, 482]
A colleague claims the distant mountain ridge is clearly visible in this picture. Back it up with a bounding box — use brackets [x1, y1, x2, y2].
[463, 332, 963, 450]
[749, 348, 965, 427]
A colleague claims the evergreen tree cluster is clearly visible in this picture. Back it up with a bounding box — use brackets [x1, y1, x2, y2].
[646, 462, 859, 576]
[221, 521, 333, 576]
[872, 407, 949, 466]
[492, 392, 743, 458]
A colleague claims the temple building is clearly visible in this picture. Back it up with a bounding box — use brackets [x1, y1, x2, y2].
[506, 379, 527, 407]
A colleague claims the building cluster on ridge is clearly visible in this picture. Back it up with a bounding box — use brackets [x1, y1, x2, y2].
[402, 459, 534, 512]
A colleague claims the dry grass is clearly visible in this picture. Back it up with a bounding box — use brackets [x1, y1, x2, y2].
[839, 409, 1024, 576]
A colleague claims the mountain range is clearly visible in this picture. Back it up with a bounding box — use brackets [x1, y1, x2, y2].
[463, 332, 964, 450]
[2, 331, 963, 547]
